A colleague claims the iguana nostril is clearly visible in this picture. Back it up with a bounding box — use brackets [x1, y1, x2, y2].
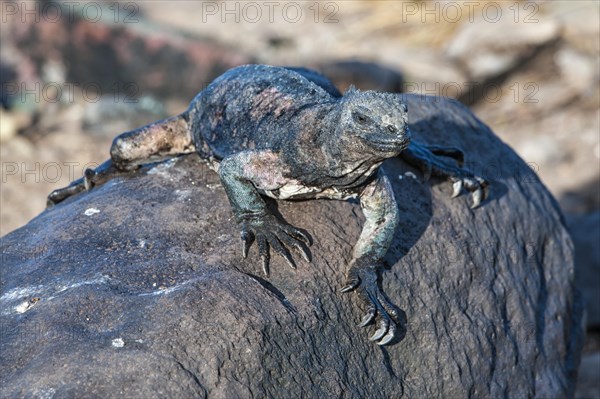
[387, 125, 397, 133]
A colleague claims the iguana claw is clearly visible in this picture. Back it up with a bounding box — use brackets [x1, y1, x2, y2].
[401, 142, 489, 208]
[450, 176, 488, 208]
[240, 214, 310, 276]
[46, 160, 121, 207]
[341, 259, 403, 346]
[451, 180, 463, 198]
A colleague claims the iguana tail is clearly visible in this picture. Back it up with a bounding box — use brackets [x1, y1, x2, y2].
[110, 112, 195, 170]
[47, 112, 195, 207]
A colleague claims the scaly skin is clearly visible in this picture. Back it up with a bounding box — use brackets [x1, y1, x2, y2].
[47, 65, 488, 345]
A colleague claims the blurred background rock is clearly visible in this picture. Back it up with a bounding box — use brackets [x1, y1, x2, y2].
[0, 0, 598, 396]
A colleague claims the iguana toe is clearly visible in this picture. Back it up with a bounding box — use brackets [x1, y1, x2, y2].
[341, 260, 403, 346]
[471, 186, 484, 209]
[256, 235, 270, 276]
[451, 179, 463, 198]
[84, 168, 99, 190]
[265, 232, 297, 270]
[240, 214, 310, 276]
[358, 307, 376, 327]
[240, 229, 254, 258]
[428, 145, 465, 166]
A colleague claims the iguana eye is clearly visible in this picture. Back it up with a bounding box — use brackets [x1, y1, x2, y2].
[353, 112, 369, 125]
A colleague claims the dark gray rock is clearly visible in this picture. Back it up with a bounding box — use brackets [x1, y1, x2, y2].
[316, 60, 404, 93]
[568, 211, 600, 327]
[0, 95, 583, 398]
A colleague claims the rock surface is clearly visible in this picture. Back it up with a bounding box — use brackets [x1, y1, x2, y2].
[3, 2, 252, 107]
[0, 95, 583, 398]
[569, 211, 600, 327]
[316, 60, 404, 93]
[446, 17, 560, 81]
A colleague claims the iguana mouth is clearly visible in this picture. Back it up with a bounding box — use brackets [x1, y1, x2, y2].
[359, 125, 411, 153]
[361, 135, 411, 153]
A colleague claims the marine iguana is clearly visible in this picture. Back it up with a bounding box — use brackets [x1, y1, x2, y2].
[47, 64, 487, 345]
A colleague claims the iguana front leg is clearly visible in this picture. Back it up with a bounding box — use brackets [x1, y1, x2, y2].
[218, 151, 311, 276]
[401, 141, 488, 208]
[340, 169, 401, 346]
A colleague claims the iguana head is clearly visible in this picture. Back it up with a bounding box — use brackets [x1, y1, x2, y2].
[337, 88, 410, 158]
